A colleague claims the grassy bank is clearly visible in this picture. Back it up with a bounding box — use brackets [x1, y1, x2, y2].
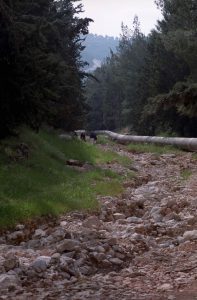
[0, 129, 131, 228]
[96, 135, 184, 155]
[127, 143, 183, 154]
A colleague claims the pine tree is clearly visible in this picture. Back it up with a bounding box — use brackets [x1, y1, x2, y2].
[0, 0, 92, 138]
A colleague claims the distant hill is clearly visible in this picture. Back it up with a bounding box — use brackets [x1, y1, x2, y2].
[82, 34, 119, 71]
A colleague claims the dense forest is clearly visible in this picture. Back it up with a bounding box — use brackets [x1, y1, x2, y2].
[0, 0, 91, 138]
[86, 0, 197, 137]
[82, 34, 119, 71]
[1, 0, 197, 139]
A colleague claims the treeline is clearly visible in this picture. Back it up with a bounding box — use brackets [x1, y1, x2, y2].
[82, 34, 119, 71]
[0, 0, 91, 138]
[86, 0, 197, 137]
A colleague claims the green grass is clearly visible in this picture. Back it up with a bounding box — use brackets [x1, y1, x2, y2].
[156, 131, 177, 137]
[98, 135, 196, 156]
[95, 148, 131, 167]
[127, 143, 183, 155]
[192, 153, 197, 160]
[96, 136, 131, 167]
[180, 169, 192, 180]
[0, 129, 131, 229]
[97, 135, 115, 146]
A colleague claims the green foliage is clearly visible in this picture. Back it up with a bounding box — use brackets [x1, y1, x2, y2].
[85, 24, 148, 131]
[180, 169, 192, 180]
[85, 2, 197, 137]
[0, 129, 130, 228]
[0, 0, 91, 138]
[97, 135, 116, 146]
[156, 0, 197, 80]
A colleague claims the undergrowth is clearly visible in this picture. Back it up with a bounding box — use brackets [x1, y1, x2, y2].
[97, 135, 115, 146]
[127, 143, 183, 154]
[180, 169, 192, 180]
[97, 135, 185, 155]
[0, 129, 131, 228]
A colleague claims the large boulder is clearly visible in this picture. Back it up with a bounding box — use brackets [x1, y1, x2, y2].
[183, 230, 197, 241]
[82, 216, 101, 229]
[0, 274, 20, 289]
[3, 254, 19, 272]
[31, 256, 51, 273]
[56, 239, 80, 253]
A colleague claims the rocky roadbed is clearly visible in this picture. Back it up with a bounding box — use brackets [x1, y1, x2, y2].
[0, 144, 197, 300]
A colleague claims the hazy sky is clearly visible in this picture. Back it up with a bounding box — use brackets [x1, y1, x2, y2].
[81, 0, 162, 37]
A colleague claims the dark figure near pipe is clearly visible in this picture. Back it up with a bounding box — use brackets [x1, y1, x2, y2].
[89, 132, 97, 142]
[80, 132, 86, 141]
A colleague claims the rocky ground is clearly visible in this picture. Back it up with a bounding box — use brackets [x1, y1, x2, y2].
[0, 143, 197, 300]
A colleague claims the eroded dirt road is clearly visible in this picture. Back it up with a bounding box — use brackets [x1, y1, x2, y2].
[0, 144, 197, 300]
